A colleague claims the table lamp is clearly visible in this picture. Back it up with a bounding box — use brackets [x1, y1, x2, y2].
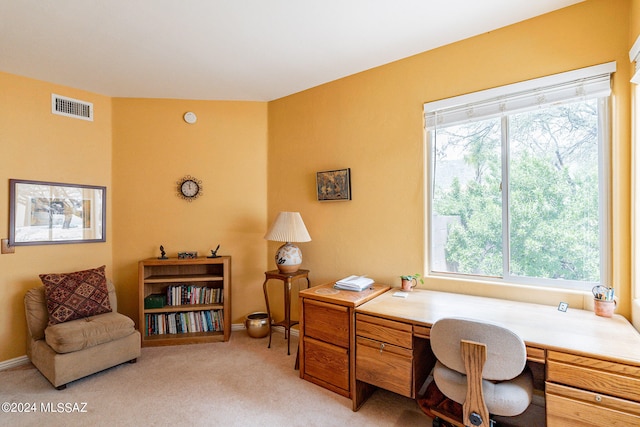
[264, 211, 311, 273]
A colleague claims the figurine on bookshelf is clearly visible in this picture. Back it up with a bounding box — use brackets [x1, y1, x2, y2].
[158, 245, 168, 260]
[208, 244, 221, 258]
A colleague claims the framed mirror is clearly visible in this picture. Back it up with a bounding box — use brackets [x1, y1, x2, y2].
[9, 179, 106, 245]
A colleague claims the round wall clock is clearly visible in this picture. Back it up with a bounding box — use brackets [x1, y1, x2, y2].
[177, 175, 202, 201]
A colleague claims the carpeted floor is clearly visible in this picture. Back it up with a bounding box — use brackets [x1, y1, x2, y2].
[0, 330, 429, 427]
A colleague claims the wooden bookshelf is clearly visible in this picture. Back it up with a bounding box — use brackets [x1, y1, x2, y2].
[138, 256, 231, 346]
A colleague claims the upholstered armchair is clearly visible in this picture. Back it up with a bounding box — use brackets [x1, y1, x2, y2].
[24, 267, 140, 389]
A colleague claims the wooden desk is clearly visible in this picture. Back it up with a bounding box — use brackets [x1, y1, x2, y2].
[298, 283, 390, 399]
[354, 289, 640, 426]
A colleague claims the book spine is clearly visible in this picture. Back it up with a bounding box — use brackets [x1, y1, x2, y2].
[205, 310, 212, 331]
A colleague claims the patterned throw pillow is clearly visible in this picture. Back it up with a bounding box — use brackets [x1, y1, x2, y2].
[40, 265, 112, 325]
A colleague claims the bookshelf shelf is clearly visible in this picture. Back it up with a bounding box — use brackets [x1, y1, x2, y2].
[138, 256, 231, 347]
[144, 303, 224, 314]
[144, 274, 225, 283]
[143, 331, 225, 341]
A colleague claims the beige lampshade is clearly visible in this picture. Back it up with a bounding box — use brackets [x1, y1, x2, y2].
[264, 212, 311, 243]
[264, 212, 311, 273]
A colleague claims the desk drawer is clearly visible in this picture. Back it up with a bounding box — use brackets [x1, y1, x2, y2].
[356, 314, 412, 349]
[356, 336, 413, 398]
[546, 382, 640, 426]
[413, 325, 430, 339]
[304, 300, 349, 348]
[547, 351, 640, 403]
[304, 336, 349, 392]
[526, 346, 545, 364]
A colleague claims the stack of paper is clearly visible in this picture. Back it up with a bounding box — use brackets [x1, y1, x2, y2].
[334, 275, 374, 291]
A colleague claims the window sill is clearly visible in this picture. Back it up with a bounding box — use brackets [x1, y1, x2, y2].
[424, 274, 591, 310]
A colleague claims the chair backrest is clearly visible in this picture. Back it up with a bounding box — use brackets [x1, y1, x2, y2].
[24, 279, 117, 341]
[430, 317, 527, 381]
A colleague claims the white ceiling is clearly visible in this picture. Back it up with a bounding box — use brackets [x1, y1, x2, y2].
[0, 0, 583, 101]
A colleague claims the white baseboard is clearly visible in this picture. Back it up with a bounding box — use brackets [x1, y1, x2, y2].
[1, 325, 295, 369]
[232, 323, 299, 336]
[0, 355, 29, 371]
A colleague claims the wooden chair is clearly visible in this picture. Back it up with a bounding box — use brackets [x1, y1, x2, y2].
[429, 317, 533, 427]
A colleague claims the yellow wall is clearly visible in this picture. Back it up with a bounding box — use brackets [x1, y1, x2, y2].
[0, 72, 113, 361]
[268, 0, 634, 313]
[1, 0, 637, 364]
[0, 80, 269, 362]
[110, 98, 269, 327]
[632, 0, 640, 37]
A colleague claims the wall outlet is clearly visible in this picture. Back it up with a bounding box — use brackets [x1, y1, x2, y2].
[1, 239, 15, 254]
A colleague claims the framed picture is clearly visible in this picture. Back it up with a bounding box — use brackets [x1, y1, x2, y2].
[9, 179, 106, 245]
[316, 168, 351, 201]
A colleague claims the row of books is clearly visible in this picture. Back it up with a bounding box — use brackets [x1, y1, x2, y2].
[166, 285, 223, 306]
[145, 309, 224, 336]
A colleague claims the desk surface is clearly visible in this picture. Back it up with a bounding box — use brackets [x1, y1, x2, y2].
[356, 289, 640, 366]
[299, 283, 391, 308]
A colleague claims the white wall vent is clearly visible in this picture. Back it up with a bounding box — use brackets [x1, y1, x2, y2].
[51, 94, 93, 121]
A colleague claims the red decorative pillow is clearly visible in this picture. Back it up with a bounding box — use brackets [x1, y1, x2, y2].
[40, 265, 112, 325]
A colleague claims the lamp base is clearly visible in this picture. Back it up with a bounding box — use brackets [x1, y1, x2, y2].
[277, 264, 300, 274]
[275, 242, 303, 273]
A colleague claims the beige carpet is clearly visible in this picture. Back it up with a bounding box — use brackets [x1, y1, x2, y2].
[0, 330, 428, 426]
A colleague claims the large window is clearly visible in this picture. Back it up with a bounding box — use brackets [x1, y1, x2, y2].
[425, 63, 615, 290]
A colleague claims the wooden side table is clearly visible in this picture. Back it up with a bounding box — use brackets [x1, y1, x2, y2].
[262, 269, 310, 355]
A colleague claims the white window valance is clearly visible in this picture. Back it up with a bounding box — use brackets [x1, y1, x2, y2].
[424, 62, 616, 130]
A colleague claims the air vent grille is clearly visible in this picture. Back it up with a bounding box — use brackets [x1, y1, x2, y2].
[51, 94, 93, 121]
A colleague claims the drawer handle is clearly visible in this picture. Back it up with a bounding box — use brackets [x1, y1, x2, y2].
[379, 343, 385, 354]
[594, 395, 602, 403]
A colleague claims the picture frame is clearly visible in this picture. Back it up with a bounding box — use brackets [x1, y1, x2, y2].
[9, 179, 106, 246]
[316, 168, 351, 201]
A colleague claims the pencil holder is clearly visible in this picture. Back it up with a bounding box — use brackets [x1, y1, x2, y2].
[593, 298, 616, 317]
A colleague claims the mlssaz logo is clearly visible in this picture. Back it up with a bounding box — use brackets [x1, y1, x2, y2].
[40, 402, 88, 413]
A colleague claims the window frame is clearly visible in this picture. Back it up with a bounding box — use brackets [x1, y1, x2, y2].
[631, 37, 640, 308]
[424, 64, 614, 291]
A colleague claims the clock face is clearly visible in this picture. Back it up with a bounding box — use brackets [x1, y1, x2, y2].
[181, 180, 199, 197]
[177, 176, 202, 201]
